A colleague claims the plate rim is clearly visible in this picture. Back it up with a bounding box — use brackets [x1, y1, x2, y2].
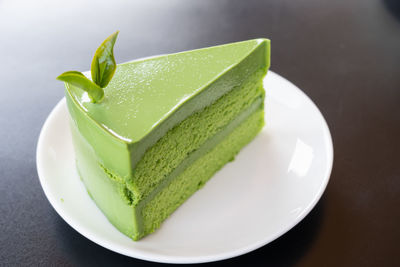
[36, 70, 333, 264]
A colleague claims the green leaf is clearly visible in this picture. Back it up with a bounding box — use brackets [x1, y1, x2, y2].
[91, 31, 119, 88]
[57, 71, 104, 103]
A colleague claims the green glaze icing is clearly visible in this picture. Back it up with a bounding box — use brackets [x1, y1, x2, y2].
[66, 38, 269, 143]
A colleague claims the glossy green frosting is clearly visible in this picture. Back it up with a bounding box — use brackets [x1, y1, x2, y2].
[66, 39, 269, 143]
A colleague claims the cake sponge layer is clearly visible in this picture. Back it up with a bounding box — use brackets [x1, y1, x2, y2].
[71, 97, 264, 240]
[124, 68, 266, 203]
[141, 107, 264, 237]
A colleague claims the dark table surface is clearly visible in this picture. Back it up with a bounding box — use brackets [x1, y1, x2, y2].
[1, 0, 399, 266]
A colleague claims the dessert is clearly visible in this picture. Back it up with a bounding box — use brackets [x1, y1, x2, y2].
[59, 34, 270, 240]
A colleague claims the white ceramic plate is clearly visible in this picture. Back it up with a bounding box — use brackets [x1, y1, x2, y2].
[36, 71, 333, 264]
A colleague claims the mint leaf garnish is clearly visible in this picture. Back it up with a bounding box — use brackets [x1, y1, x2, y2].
[91, 31, 119, 88]
[57, 71, 104, 103]
[57, 31, 119, 103]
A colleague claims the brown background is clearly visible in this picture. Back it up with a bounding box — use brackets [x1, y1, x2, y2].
[0, 0, 399, 266]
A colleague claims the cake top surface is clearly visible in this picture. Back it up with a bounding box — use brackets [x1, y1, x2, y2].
[66, 39, 268, 143]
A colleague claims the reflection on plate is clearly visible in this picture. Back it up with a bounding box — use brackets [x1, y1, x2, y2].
[36, 71, 333, 264]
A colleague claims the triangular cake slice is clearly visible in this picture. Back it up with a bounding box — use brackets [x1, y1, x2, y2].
[65, 39, 270, 240]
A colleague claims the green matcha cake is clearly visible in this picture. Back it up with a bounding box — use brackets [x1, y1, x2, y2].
[59, 34, 270, 240]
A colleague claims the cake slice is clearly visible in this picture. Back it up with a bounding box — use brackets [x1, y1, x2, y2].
[64, 38, 270, 240]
